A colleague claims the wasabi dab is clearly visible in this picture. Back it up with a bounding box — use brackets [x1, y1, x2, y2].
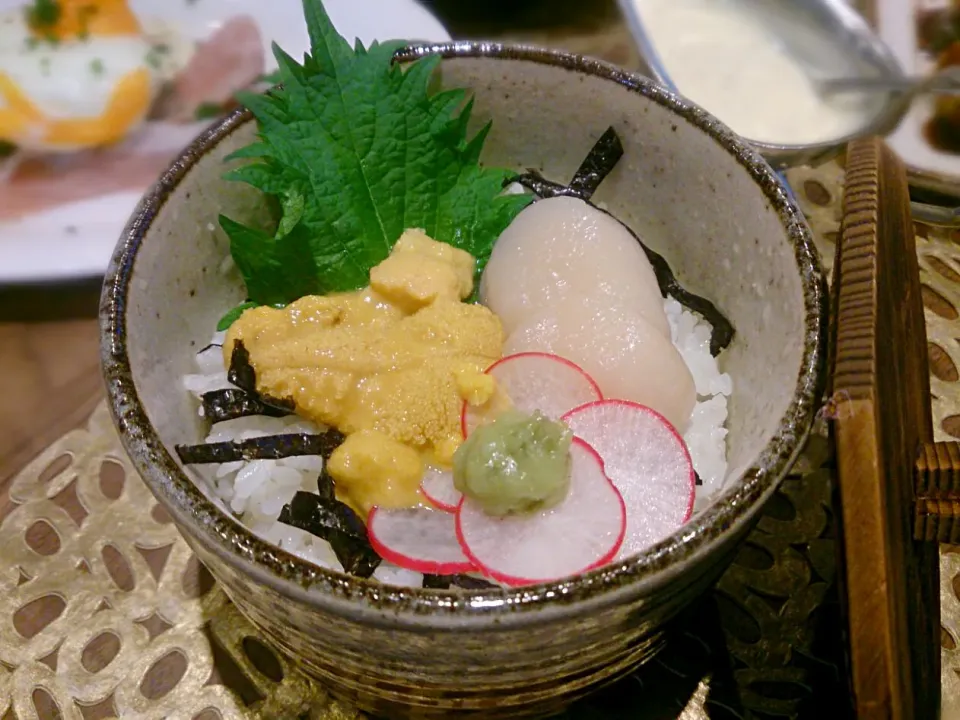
[453, 409, 573, 516]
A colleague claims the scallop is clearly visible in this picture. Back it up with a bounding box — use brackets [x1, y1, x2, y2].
[480, 196, 669, 337]
[504, 296, 696, 432]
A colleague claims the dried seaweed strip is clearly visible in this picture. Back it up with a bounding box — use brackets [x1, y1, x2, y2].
[695, 472, 703, 487]
[422, 574, 451, 589]
[175, 432, 344, 465]
[639, 245, 735, 356]
[422, 574, 498, 590]
[279, 491, 366, 539]
[329, 532, 381, 578]
[510, 170, 584, 200]
[201, 388, 291, 424]
[227, 340, 295, 412]
[278, 491, 380, 578]
[227, 340, 257, 392]
[568, 126, 623, 200]
[316, 467, 336, 501]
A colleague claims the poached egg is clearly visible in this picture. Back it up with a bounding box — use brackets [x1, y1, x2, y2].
[0, 0, 171, 151]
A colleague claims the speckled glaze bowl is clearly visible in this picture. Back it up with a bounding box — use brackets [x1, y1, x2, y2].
[100, 43, 827, 719]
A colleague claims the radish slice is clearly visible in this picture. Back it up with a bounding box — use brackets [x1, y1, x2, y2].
[562, 400, 695, 560]
[420, 466, 461, 513]
[367, 507, 475, 574]
[455, 438, 626, 586]
[461, 352, 602, 436]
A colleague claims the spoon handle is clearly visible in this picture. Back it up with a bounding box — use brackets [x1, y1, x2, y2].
[820, 68, 960, 96]
[910, 201, 960, 229]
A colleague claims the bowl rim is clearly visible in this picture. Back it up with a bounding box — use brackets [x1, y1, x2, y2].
[100, 40, 827, 627]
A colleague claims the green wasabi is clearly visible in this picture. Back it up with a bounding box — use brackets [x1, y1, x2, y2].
[453, 409, 573, 517]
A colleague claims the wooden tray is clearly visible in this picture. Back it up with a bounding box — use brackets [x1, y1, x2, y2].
[832, 137, 953, 719]
[5, 140, 959, 718]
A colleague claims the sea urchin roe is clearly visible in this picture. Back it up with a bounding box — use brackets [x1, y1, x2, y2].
[224, 230, 504, 511]
[370, 228, 476, 312]
[453, 409, 573, 517]
[326, 430, 423, 515]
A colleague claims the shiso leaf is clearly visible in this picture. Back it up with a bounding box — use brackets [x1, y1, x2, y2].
[220, 0, 533, 305]
[174, 432, 345, 464]
[278, 491, 381, 577]
[216, 301, 258, 332]
[217, 216, 318, 309]
[200, 388, 291, 424]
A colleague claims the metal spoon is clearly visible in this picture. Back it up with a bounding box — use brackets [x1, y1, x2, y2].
[911, 201, 960, 229]
[818, 67, 960, 97]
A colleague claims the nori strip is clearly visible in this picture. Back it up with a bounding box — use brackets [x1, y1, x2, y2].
[508, 127, 736, 356]
[422, 574, 498, 590]
[695, 472, 703, 487]
[227, 340, 257, 392]
[315, 467, 336, 501]
[330, 532, 381, 578]
[510, 126, 624, 201]
[511, 170, 584, 200]
[278, 490, 366, 538]
[197, 342, 223, 353]
[277, 491, 380, 578]
[568, 126, 623, 200]
[227, 340, 295, 413]
[200, 388, 291, 424]
[175, 432, 345, 465]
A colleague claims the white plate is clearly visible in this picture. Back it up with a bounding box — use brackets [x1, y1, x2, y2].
[0, 0, 451, 285]
[872, 0, 960, 191]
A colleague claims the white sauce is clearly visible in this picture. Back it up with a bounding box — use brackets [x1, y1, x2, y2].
[634, 0, 877, 145]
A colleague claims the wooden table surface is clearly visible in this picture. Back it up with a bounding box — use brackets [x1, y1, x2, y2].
[0, 0, 633, 495]
[0, 281, 103, 493]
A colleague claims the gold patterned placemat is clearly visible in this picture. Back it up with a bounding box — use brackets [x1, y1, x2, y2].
[0, 161, 957, 719]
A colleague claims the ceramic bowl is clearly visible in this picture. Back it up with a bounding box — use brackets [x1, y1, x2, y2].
[100, 42, 827, 719]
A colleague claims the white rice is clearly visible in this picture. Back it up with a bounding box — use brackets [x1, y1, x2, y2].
[183, 297, 733, 584]
[662, 297, 733, 508]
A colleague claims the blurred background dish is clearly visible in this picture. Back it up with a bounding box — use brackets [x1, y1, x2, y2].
[616, 0, 907, 170]
[873, 0, 960, 195]
[0, 0, 450, 285]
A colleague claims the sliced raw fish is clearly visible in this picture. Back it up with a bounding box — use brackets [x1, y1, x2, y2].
[505, 296, 696, 432]
[151, 16, 266, 122]
[480, 196, 668, 337]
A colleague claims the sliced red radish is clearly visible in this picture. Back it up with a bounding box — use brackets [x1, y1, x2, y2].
[562, 400, 695, 560]
[461, 352, 602, 437]
[455, 438, 625, 586]
[367, 507, 475, 574]
[420, 466, 461, 513]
